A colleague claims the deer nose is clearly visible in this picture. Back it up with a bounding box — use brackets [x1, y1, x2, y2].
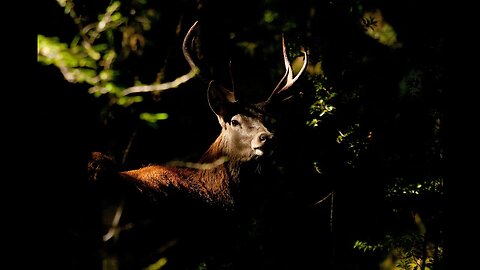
[253, 132, 273, 156]
[259, 133, 269, 142]
[258, 132, 273, 143]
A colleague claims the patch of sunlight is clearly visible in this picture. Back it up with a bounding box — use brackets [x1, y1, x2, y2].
[308, 62, 323, 76]
[292, 55, 307, 75]
[361, 9, 402, 49]
[144, 257, 167, 270]
[237, 41, 258, 57]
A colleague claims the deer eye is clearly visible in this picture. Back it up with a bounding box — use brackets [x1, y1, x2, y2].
[231, 119, 240, 127]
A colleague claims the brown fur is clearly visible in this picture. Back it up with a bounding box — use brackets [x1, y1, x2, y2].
[119, 128, 249, 208]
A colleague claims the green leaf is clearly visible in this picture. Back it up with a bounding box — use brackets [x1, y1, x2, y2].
[140, 112, 169, 123]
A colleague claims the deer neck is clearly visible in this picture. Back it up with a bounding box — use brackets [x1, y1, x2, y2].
[193, 134, 243, 207]
[120, 134, 245, 209]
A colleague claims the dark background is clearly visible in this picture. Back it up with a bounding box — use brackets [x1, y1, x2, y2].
[36, 0, 451, 269]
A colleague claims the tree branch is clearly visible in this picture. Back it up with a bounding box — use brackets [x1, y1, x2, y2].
[122, 68, 199, 96]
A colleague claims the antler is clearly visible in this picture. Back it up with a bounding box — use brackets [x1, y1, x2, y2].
[183, 22, 307, 104]
[182, 21, 236, 103]
[182, 21, 200, 73]
[266, 35, 308, 102]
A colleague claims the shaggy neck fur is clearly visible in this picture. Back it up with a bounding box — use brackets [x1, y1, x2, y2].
[120, 133, 244, 209]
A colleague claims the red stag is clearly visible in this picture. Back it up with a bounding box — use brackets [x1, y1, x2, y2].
[90, 21, 307, 210]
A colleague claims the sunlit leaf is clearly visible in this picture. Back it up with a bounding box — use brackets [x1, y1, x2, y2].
[111, 12, 123, 22]
[106, 1, 121, 14]
[144, 257, 167, 270]
[93, 43, 109, 52]
[361, 9, 402, 48]
[140, 112, 169, 123]
[99, 70, 113, 81]
[84, 44, 101, 60]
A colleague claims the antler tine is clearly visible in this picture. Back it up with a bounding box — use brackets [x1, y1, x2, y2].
[266, 35, 308, 102]
[182, 21, 200, 72]
[182, 21, 235, 100]
[266, 35, 291, 102]
[277, 48, 307, 94]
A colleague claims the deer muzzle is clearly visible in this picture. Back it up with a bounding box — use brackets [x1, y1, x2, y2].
[252, 132, 274, 156]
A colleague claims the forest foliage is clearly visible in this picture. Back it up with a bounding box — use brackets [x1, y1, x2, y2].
[38, 0, 447, 269]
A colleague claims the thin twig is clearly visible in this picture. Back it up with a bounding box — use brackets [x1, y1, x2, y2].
[122, 68, 198, 95]
[121, 128, 137, 165]
[330, 191, 334, 233]
[313, 191, 333, 206]
[166, 156, 229, 170]
[103, 201, 125, 242]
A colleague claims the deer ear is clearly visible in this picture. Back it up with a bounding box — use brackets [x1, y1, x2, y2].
[207, 81, 236, 118]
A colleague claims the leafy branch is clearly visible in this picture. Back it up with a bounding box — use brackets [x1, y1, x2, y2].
[38, 0, 198, 112]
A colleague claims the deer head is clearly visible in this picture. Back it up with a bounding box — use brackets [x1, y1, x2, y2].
[183, 21, 307, 163]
